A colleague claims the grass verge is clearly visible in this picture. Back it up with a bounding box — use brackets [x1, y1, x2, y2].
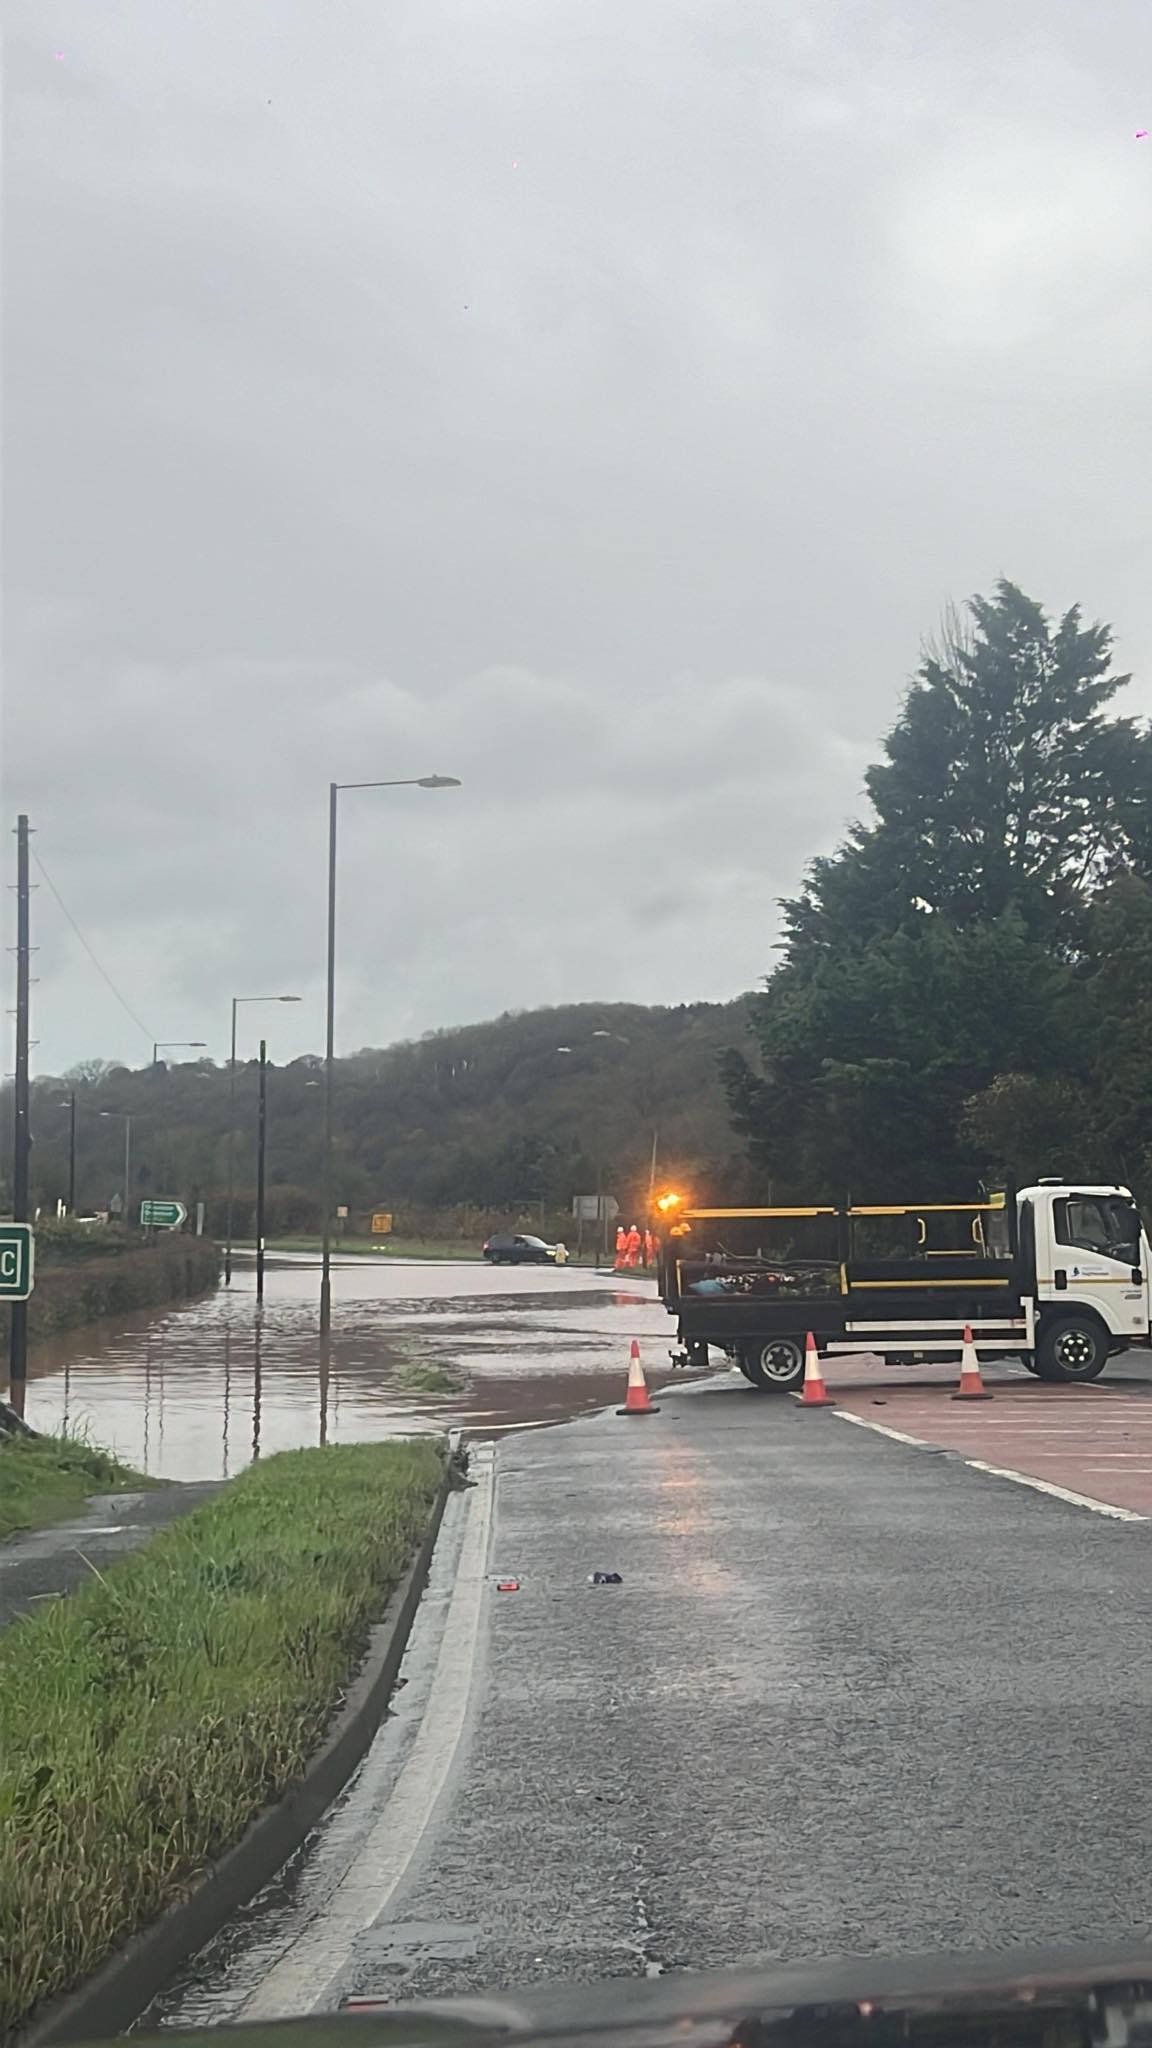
[0, 1438, 444, 2044]
[1, 1236, 222, 1344]
[0, 1433, 157, 1543]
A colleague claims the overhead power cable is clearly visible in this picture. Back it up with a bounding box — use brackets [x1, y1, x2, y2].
[32, 849, 155, 1047]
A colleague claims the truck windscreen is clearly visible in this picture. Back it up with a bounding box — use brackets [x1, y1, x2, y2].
[1054, 1195, 1141, 1267]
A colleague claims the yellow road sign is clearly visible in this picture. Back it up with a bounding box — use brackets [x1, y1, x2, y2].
[371, 1210, 393, 1235]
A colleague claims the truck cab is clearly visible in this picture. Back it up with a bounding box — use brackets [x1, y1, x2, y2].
[1020, 1182, 1151, 1381]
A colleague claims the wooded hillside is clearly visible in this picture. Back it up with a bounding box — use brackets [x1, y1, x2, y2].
[13, 1000, 755, 1234]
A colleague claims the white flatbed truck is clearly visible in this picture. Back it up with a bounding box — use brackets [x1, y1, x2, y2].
[659, 1181, 1150, 1392]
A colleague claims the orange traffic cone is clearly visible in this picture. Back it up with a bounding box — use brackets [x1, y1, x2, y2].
[617, 1338, 660, 1417]
[800, 1330, 834, 1407]
[952, 1324, 993, 1401]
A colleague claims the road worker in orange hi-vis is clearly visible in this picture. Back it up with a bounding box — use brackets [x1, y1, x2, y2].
[625, 1223, 642, 1267]
[644, 1229, 657, 1268]
[615, 1225, 628, 1266]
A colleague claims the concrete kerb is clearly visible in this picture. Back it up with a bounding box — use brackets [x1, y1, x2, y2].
[19, 1444, 462, 2048]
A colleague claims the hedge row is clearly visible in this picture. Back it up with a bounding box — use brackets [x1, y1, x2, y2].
[2, 1236, 221, 1343]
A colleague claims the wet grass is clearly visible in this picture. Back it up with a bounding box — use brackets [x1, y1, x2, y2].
[0, 1432, 158, 1543]
[393, 1361, 464, 1395]
[0, 1438, 444, 2043]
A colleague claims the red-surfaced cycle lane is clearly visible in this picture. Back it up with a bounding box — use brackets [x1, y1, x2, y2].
[820, 1350, 1152, 1519]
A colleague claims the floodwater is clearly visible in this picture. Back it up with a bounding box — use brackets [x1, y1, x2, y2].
[19, 1255, 686, 1478]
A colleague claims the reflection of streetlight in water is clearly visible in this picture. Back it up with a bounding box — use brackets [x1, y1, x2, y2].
[222, 1324, 232, 1481]
[251, 1313, 263, 1464]
[318, 1334, 331, 1448]
[142, 1335, 154, 1474]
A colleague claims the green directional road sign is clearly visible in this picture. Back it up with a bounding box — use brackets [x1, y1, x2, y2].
[0, 1224, 34, 1299]
[139, 1200, 187, 1230]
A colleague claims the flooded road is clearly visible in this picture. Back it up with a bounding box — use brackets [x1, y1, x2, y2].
[21, 1256, 683, 1477]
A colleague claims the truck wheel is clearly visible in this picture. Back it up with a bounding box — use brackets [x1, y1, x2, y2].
[1035, 1315, 1109, 1383]
[742, 1337, 805, 1392]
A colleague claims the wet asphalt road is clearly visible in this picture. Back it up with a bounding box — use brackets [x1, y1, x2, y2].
[158, 1369, 1152, 2021]
[0, 1483, 224, 1631]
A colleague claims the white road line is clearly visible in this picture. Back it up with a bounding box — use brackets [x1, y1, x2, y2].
[242, 1445, 495, 2019]
[835, 1412, 931, 1450]
[963, 1457, 1147, 1522]
[835, 1411, 1148, 1522]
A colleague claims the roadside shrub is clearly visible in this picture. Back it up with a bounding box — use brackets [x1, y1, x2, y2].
[0, 1237, 221, 1344]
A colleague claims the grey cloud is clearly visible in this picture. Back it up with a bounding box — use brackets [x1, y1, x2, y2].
[4, 0, 1151, 1073]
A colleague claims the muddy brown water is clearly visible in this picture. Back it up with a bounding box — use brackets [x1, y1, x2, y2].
[19, 1255, 690, 1478]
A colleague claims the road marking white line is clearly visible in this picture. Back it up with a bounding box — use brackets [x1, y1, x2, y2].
[835, 1411, 1147, 1522]
[242, 1445, 495, 2018]
[962, 1457, 1147, 1522]
[835, 1412, 931, 1449]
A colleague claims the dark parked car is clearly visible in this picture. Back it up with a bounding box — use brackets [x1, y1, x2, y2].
[482, 1233, 558, 1265]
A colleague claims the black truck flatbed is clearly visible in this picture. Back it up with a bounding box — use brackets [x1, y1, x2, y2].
[659, 1198, 1029, 1388]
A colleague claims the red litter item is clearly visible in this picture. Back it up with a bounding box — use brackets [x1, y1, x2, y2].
[496, 1578, 520, 1592]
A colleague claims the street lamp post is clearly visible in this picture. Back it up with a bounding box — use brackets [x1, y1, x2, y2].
[255, 1038, 268, 1306]
[152, 1040, 207, 1069]
[319, 774, 460, 1334]
[58, 1094, 77, 1214]
[224, 996, 301, 1285]
[100, 1111, 132, 1220]
[591, 1031, 630, 1262]
[556, 1032, 629, 1264]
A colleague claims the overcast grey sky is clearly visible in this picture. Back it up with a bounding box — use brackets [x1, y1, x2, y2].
[4, 0, 1151, 1075]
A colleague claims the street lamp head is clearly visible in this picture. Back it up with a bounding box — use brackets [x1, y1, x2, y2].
[415, 775, 462, 789]
[278, 995, 303, 1002]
